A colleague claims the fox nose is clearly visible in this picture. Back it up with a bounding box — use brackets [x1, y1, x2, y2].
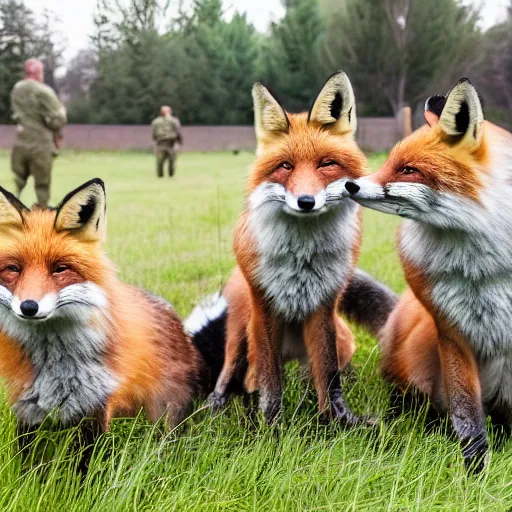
[345, 181, 360, 195]
[20, 300, 39, 317]
[297, 195, 315, 211]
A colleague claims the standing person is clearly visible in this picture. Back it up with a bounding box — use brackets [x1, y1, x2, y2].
[151, 105, 182, 178]
[10, 58, 67, 208]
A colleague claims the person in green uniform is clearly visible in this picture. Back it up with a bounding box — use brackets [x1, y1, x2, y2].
[10, 58, 67, 207]
[151, 106, 183, 178]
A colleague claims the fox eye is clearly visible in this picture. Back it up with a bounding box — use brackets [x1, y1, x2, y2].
[5, 264, 21, 273]
[278, 161, 293, 171]
[400, 166, 420, 175]
[319, 160, 339, 168]
[53, 264, 70, 274]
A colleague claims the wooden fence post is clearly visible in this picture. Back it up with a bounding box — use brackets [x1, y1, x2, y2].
[402, 106, 412, 137]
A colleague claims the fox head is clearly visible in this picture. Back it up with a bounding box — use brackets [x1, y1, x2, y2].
[0, 179, 112, 328]
[344, 79, 494, 230]
[248, 71, 366, 217]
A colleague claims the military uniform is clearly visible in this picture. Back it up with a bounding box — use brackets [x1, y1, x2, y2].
[10, 79, 67, 207]
[151, 114, 182, 177]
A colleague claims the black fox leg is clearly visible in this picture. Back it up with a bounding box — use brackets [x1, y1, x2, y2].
[439, 336, 488, 473]
[208, 327, 247, 410]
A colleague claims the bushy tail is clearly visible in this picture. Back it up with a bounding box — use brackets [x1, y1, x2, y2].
[184, 292, 228, 394]
[339, 269, 398, 336]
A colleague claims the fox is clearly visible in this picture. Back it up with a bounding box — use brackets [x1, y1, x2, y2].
[343, 78, 512, 471]
[0, 179, 203, 445]
[186, 71, 397, 424]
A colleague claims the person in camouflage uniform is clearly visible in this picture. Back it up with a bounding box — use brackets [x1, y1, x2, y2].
[151, 106, 183, 178]
[10, 58, 67, 207]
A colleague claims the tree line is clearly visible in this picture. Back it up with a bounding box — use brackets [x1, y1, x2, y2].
[0, 0, 511, 128]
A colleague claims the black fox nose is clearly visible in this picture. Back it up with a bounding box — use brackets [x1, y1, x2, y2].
[20, 300, 39, 317]
[345, 181, 360, 194]
[297, 195, 315, 211]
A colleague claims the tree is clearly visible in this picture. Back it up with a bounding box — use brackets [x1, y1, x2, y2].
[81, 0, 260, 125]
[0, 0, 40, 122]
[60, 50, 97, 103]
[178, 1, 258, 124]
[34, 9, 65, 92]
[321, 0, 481, 115]
[93, 0, 170, 45]
[473, 3, 512, 129]
[259, 0, 327, 113]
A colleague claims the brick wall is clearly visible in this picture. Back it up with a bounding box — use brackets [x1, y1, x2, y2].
[0, 118, 399, 153]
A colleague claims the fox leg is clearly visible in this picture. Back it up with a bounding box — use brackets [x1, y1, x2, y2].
[438, 334, 488, 473]
[249, 299, 283, 424]
[76, 411, 107, 475]
[208, 315, 247, 410]
[304, 304, 365, 425]
[335, 315, 356, 371]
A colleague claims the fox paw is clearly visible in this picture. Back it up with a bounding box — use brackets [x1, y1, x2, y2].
[259, 391, 282, 425]
[462, 433, 489, 475]
[336, 411, 379, 428]
[331, 398, 378, 427]
[206, 392, 228, 411]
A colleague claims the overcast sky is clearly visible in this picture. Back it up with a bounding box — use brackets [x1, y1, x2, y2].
[24, 0, 508, 64]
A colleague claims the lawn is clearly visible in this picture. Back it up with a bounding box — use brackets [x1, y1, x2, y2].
[0, 150, 510, 511]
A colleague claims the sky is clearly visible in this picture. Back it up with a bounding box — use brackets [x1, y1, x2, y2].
[24, 0, 508, 64]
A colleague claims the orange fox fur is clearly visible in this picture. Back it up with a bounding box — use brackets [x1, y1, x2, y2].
[0, 180, 200, 434]
[203, 72, 374, 424]
[345, 79, 512, 471]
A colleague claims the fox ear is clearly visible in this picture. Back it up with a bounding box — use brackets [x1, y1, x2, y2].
[424, 95, 446, 127]
[252, 83, 289, 150]
[0, 187, 27, 229]
[438, 79, 483, 151]
[309, 71, 357, 135]
[54, 179, 106, 242]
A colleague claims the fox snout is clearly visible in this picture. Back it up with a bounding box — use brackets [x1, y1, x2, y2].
[11, 294, 57, 321]
[285, 190, 326, 215]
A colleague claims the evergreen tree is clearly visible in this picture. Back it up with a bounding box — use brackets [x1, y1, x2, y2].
[35, 9, 65, 92]
[0, 0, 39, 122]
[321, 0, 481, 115]
[260, 0, 326, 113]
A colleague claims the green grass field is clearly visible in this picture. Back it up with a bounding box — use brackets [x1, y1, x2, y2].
[0, 150, 511, 511]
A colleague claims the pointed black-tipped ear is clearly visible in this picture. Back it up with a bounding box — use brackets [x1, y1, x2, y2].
[0, 187, 28, 229]
[252, 83, 289, 153]
[54, 179, 106, 242]
[425, 95, 446, 118]
[424, 94, 446, 127]
[309, 71, 357, 135]
[438, 78, 484, 150]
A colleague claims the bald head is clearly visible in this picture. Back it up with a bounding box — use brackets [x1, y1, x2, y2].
[25, 58, 44, 82]
[160, 105, 172, 116]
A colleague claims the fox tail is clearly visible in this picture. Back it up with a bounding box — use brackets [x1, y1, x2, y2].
[184, 291, 229, 394]
[339, 269, 398, 336]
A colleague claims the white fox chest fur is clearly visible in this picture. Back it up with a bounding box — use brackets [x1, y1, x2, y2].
[399, 145, 512, 408]
[0, 283, 118, 426]
[248, 185, 360, 322]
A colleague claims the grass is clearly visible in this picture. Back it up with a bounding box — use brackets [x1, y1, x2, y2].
[0, 150, 510, 511]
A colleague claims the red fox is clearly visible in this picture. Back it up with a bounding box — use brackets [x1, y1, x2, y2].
[344, 78, 512, 471]
[187, 72, 397, 424]
[0, 179, 202, 440]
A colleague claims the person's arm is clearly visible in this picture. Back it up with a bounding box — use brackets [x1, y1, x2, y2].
[39, 87, 67, 133]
